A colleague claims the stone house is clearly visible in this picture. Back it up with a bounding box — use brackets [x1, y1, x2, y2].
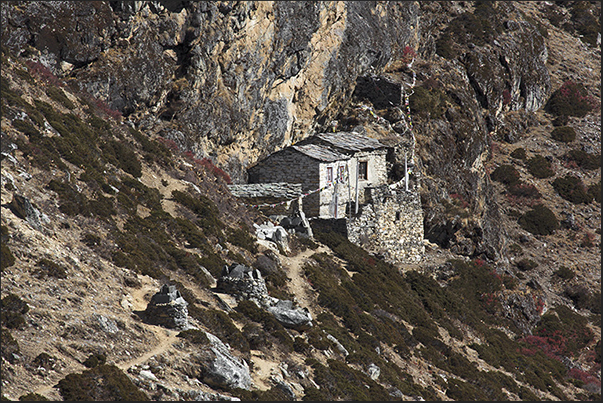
[247, 131, 388, 218]
[239, 130, 424, 265]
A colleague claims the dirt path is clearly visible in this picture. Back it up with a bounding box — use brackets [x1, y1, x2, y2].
[280, 245, 329, 318]
[33, 283, 179, 400]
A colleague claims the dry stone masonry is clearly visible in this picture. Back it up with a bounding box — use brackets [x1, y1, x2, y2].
[347, 185, 424, 265]
[144, 284, 189, 330]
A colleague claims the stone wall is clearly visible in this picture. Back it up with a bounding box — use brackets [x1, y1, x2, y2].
[347, 185, 424, 265]
[248, 149, 320, 216]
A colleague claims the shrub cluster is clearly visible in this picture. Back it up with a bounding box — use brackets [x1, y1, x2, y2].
[435, 2, 502, 59]
[46, 86, 75, 110]
[553, 266, 575, 280]
[34, 258, 68, 279]
[171, 190, 223, 237]
[57, 364, 149, 401]
[1, 293, 29, 330]
[587, 180, 600, 203]
[491, 164, 520, 186]
[546, 80, 597, 117]
[518, 204, 559, 235]
[1, 225, 15, 271]
[551, 126, 576, 143]
[226, 224, 258, 254]
[552, 174, 593, 204]
[516, 258, 538, 271]
[564, 149, 601, 171]
[526, 155, 554, 178]
[510, 147, 526, 160]
[83, 353, 106, 368]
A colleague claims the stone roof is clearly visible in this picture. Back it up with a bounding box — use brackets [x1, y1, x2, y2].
[228, 183, 303, 199]
[291, 143, 351, 162]
[313, 131, 386, 152]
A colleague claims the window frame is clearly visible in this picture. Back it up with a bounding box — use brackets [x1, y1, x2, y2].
[326, 166, 333, 183]
[358, 161, 368, 180]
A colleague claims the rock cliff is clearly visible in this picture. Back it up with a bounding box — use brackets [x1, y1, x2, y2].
[1, 1, 600, 401]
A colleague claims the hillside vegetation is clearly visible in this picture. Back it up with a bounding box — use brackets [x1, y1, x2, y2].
[1, 1, 600, 401]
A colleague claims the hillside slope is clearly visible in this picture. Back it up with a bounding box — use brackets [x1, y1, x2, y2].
[1, 1, 601, 401]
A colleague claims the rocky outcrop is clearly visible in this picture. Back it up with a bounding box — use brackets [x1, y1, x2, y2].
[1, 1, 420, 183]
[8, 194, 47, 231]
[254, 222, 289, 252]
[200, 331, 253, 391]
[217, 263, 312, 331]
[144, 284, 189, 330]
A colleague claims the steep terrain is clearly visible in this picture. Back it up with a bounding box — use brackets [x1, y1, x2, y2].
[1, 1, 601, 401]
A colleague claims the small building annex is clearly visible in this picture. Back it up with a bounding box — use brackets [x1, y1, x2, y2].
[247, 131, 388, 219]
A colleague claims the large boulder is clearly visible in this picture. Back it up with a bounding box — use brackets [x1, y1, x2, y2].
[200, 331, 253, 390]
[264, 299, 313, 331]
[254, 222, 289, 252]
[8, 194, 46, 230]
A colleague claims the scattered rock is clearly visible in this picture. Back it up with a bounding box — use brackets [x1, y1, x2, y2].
[8, 194, 45, 230]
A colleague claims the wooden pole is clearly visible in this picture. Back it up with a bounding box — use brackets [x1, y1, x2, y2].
[347, 163, 352, 220]
[405, 153, 409, 191]
[355, 159, 360, 214]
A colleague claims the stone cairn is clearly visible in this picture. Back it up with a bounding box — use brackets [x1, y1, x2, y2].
[217, 263, 313, 331]
[144, 284, 189, 330]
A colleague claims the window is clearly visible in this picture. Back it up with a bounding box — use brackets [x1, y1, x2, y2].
[359, 161, 368, 180]
[327, 166, 333, 183]
[338, 166, 345, 182]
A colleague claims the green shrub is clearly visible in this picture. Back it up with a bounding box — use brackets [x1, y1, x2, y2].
[101, 140, 142, 178]
[34, 258, 67, 279]
[18, 393, 48, 401]
[409, 86, 448, 119]
[563, 285, 599, 314]
[507, 182, 541, 199]
[192, 309, 249, 353]
[491, 164, 520, 186]
[552, 175, 593, 204]
[1, 328, 20, 364]
[57, 364, 150, 401]
[516, 258, 538, 271]
[565, 149, 601, 170]
[1, 243, 15, 271]
[510, 148, 527, 160]
[551, 126, 576, 143]
[436, 3, 501, 59]
[526, 155, 554, 178]
[226, 224, 258, 254]
[518, 204, 559, 235]
[82, 353, 106, 368]
[569, 1, 601, 47]
[546, 80, 596, 117]
[171, 190, 223, 236]
[46, 86, 75, 110]
[177, 329, 210, 345]
[1, 293, 29, 329]
[587, 180, 600, 203]
[129, 128, 173, 168]
[554, 266, 575, 280]
[81, 233, 101, 248]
